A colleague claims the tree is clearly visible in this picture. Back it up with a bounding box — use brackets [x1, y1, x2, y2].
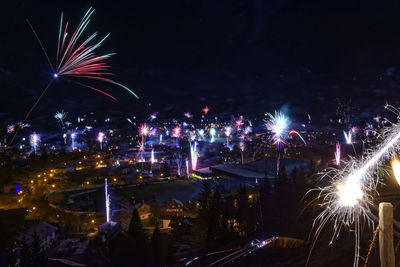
[31, 231, 46, 267]
[151, 226, 163, 258]
[198, 180, 212, 221]
[128, 209, 148, 264]
[162, 162, 170, 178]
[19, 236, 31, 267]
[149, 195, 160, 227]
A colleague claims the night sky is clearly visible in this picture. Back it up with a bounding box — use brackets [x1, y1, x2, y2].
[2, 0, 400, 127]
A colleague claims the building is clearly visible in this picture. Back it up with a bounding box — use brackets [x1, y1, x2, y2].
[161, 199, 185, 218]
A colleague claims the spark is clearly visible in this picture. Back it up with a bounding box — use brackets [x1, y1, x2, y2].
[202, 106, 210, 115]
[172, 126, 182, 148]
[265, 111, 288, 145]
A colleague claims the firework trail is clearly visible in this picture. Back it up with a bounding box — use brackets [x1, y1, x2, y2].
[310, 107, 400, 266]
[239, 141, 245, 164]
[54, 110, 68, 126]
[11, 7, 138, 144]
[335, 143, 341, 166]
[235, 116, 244, 130]
[288, 130, 307, 144]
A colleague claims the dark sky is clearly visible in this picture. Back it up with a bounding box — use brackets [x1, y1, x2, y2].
[2, 0, 400, 127]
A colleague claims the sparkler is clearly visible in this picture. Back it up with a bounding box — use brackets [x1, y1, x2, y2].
[335, 143, 341, 166]
[29, 133, 40, 153]
[97, 132, 105, 150]
[311, 113, 400, 266]
[54, 110, 68, 127]
[11, 7, 138, 144]
[391, 156, 400, 186]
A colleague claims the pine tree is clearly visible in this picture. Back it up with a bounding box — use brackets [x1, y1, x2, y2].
[149, 195, 160, 227]
[20, 235, 31, 267]
[151, 226, 163, 258]
[31, 231, 46, 267]
[128, 209, 147, 247]
[198, 180, 212, 220]
[162, 162, 170, 178]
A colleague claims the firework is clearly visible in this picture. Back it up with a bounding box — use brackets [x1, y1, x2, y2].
[159, 134, 163, 144]
[29, 133, 40, 153]
[288, 130, 307, 144]
[202, 106, 210, 115]
[265, 111, 288, 174]
[62, 133, 67, 144]
[210, 128, 216, 143]
[54, 110, 68, 126]
[335, 143, 341, 166]
[151, 149, 156, 164]
[172, 126, 181, 147]
[11, 7, 138, 144]
[311, 115, 400, 266]
[139, 124, 150, 150]
[235, 116, 244, 130]
[97, 132, 105, 150]
[184, 112, 193, 118]
[104, 178, 110, 223]
[344, 130, 352, 144]
[198, 129, 205, 141]
[239, 141, 245, 164]
[148, 112, 158, 121]
[70, 132, 76, 150]
[190, 141, 198, 171]
[224, 126, 232, 147]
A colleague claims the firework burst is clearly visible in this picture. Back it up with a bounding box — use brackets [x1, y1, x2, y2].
[54, 110, 68, 126]
[11, 7, 137, 144]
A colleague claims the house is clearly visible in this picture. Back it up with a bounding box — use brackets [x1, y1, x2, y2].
[120, 199, 152, 232]
[161, 199, 185, 218]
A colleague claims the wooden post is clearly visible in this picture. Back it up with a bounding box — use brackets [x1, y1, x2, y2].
[379, 202, 395, 267]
